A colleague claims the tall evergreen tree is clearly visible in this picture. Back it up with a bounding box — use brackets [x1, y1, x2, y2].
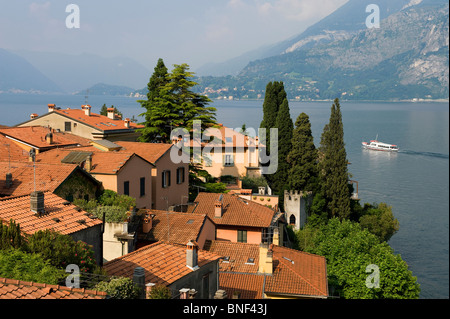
[138, 61, 216, 143]
[287, 112, 319, 193]
[138, 58, 171, 142]
[319, 98, 351, 219]
[271, 98, 293, 195]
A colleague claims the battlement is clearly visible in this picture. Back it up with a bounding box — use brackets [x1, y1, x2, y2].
[284, 190, 312, 198]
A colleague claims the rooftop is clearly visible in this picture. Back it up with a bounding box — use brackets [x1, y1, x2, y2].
[0, 162, 82, 197]
[192, 192, 276, 228]
[0, 191, 102, 236]
[205, 240, 328, 298]
[114, 141, 174, 164]
[103, 241, 220, 287]
[0, 126, 90, 150]
[0, 277, 107, 299]
[141, 210, 209, 245]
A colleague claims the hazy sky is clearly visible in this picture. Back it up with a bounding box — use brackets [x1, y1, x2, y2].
[0, 0, 348, 71]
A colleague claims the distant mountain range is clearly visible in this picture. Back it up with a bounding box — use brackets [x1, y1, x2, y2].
[0, 50, 152, 94]
[195, 0, 449, 101]
[0, 48, 63, 94]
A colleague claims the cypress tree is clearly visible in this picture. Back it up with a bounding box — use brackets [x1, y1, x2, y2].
[271, 98, 293, 195]
[287, 112, 319, 193]
[319, 98, 351, 219]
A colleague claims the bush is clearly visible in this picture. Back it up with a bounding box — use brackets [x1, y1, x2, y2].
[27, 230, 97, 273]
[204, 182, 228, 193]
[93, 206, 128, 223]
[94, 277, 141, 299]
[147, 285, 172, 299]
[0, 249, 65, 284]
[98, 190, 136, 211]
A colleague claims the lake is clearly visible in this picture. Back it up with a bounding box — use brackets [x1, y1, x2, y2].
[0, 94, 448, 299]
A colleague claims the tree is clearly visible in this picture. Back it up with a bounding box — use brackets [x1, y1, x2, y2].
[319, 98, 351, 219]
[138, 61, 216, 143]
[271, 98, 293, 196]
[295, 218, 420, 299]
[0, 219, 24, 250]
[358, 202, 400, 242]
[138, 58, 171, 142]
[287, 112, 319, 193]
[0, 249, 65, 285]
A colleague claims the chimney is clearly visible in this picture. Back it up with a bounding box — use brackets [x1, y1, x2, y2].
[214, 195, 223, 218]
[30, 191, 45, 215]
[107, 108, 115, 120]
[179, 288, 190, 299]
[142, 213, 154, 233]
[5, 173, 12, 189]
[258, 186, 266, 195]
[258, 243, 273, 274]
[84, 155, 92, 172]
[48, 104, 56, 112]
[145, 283, 155, 299]
[45, 132, 53, 145]
[186, 240, 199, 270]
[272, 227, 280, 246]
[82, 105, 91, 116]
[30, 113, 39, 119]
[132, 267, 146, 299]
[124, 118, 130, 128]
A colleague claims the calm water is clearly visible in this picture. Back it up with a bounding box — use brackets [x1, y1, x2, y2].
[0, 94, 448, 299]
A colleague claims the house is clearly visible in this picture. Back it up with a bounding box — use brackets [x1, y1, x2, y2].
[16, 104, 143, 142]
[0, 191, 103, 265]
[0, 277, 107, 299]
[191, 192, 284, 245]
[204, 239, 329, 299]
[138, 210, 216, 249]
[103, 240, 221, 299]
[114, 141, 189, 211]
[35, 145, 154, 209]
[0, 126, 90, 155]
[0, 161, 102, 202]
[190, 124, 261, 178]
[0, 134, 29, 162]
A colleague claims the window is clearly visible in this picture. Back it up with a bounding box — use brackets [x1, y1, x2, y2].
[177, 167, 185, 184]
[124, 181, 130, 196]
[140, 177, 145, 197]
[237, 230, 247, 243]
[162, 170, 171, 188]
[202, 274, 210, 299]
[64, 122, 71, 132]
[224, 154, 234, 167]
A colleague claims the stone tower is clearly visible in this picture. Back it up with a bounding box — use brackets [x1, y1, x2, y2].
[283, 190, 313, 230]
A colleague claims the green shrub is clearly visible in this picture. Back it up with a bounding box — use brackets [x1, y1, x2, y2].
[95, 277, 141, 299]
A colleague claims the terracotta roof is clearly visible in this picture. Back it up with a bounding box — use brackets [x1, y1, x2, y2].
[206, 241, 328, 298]
[188, 124, 259, 148]
[0, 191, 102, 236]
[103, 241, 220, 287]
[192, 192, 275, 228]
[0, 277, 107, 299]
[0, 135, 29, 162]
[0, 126, 89, 150]
[115, 141, 173, 164]
[219, 273, 264, 299]
[142, 210, 209, 245]
[53, 108, 143, 131]
[35, 146, 149, 174]
[0, 161, 81, 197]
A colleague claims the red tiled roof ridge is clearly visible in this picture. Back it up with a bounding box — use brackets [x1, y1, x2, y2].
[0, 276, 107, 297]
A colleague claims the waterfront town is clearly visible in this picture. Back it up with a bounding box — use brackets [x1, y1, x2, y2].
[0, 102, 329, 300]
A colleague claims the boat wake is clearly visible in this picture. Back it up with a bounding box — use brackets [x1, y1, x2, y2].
[399, 150, 449, 159]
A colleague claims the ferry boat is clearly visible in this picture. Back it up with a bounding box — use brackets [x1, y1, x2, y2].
[362, 136, 399, 152]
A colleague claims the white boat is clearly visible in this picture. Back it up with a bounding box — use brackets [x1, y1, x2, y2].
[362, 136, 399, 152]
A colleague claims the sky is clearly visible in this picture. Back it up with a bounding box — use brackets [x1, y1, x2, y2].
[0, 0, 348, 71]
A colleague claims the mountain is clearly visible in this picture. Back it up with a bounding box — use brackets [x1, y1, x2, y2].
[0, 48, 63, 94]
[13, 51, 152, 93]
[196, 0, 449, 100]
[196, 0, 412, 76]
[74, 83, 136, 96]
